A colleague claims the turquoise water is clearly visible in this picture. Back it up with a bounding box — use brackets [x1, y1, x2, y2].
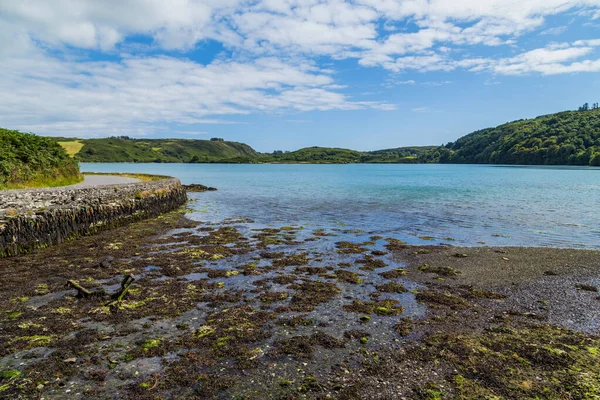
[80, 163, 600, 248]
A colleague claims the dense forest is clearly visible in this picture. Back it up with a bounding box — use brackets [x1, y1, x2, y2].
[423, 108, 600, 166]
[48, 105, 600, 166]
[256, 146, 435, 163]
[0, 129, 82, 189]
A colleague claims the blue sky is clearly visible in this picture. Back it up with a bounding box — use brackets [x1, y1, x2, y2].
[1, 1, 600, 152]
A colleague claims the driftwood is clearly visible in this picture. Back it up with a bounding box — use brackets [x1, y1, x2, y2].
[107, 274, 136, 308]
[66, 273, 135, 308]
[67, 280, 93, 297]
[66, 280, 106, 298]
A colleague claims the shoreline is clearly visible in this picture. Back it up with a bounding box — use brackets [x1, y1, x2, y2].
[0, 211, 598, 399]
[0, 174, 186, 257]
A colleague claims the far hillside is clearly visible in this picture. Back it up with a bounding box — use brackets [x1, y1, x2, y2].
[259, 147, 364, 163]
[425, 106, 600, 166]
[0, 129, 82, 190]
[258, 146, 434, 163]
[62, 137, 259, 163]
[55, 105, 600, 166]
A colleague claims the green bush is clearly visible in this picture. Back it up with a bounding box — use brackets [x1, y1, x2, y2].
[0, 128, 82, 189]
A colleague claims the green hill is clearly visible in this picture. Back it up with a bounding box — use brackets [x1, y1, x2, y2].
[425, 108, 600, 166]
[365, 146, 438, 163]
[260, 147, 364, 163]
[258, 146, 434, 164]
[0, 129, 82, 190]
[63, 137, 259, 163]
[52, 107, 600, 166]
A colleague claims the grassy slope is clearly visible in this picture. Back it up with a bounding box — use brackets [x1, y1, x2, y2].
[68, 138, 259, 163]
[0, 129, 82, 190]
[59, 140, 84, 156]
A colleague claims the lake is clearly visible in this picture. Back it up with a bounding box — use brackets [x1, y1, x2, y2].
[80, 163, 600, 249]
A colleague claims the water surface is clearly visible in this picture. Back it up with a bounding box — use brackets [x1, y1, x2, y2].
[81, 163, 600, 249]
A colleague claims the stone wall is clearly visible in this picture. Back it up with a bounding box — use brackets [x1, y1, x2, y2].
[0, 177, 187, 257]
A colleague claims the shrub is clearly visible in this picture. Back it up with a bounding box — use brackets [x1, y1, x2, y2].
[0, 128, 82, 189]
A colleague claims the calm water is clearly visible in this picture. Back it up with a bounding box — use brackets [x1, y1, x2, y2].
[80, 163, 600, 249]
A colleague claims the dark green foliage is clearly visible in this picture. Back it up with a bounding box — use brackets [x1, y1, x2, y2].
[74, 137, 259, 163]
[423, 109, 600, 166]
[258, 146, 435, 164]
[0, 129, 81, 189]
[259, 147, 364, 163]
[364, 146, 438, 163]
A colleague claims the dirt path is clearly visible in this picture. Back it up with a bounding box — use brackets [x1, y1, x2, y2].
[68, 174, 141, 187]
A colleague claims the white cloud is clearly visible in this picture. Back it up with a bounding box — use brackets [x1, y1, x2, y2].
[573, 38, 600, 47]
[540, 26, 568, 36]
[422, 80, 452, 86]
[411, 107, 431, 112]
[0, 45, 393, 136]
[1, 0, 600, 136]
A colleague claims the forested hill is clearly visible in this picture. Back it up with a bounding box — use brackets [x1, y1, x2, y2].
[424, 108, 600, 166]
[61, 137, 259, 163]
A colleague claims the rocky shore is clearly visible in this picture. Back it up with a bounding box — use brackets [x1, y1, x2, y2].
[0, 210, 598, 399]
[0, 176, 187, 257]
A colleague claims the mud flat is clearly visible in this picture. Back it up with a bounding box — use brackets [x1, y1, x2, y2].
[0, 212, 598, 399]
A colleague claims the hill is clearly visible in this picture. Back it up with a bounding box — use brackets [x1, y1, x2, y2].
[257, 146, 434, 164]
[365, 146, 438, 163]
[425, 108, 600, 166]
[53, 107, 600, 166]
[63, 137, 259, 163]
[0, 129, 82, 190]
[259, 147, 364, 163]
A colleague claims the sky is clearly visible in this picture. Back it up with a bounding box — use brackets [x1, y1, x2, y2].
[1, 1, 600, 152]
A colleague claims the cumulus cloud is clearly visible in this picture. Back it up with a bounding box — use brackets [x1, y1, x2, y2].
[1, 0, 600, 136]
[0, 44, 392, 136]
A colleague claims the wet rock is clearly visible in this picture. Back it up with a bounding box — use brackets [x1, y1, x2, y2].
[0, 178, 187, 257]
[183, 184, 217, 192]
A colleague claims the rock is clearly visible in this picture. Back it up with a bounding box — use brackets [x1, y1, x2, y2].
[183, 184, 217, 192]
[63, 357, 77, 363]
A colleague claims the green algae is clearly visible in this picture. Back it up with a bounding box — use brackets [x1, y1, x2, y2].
[1, 370, 21, 379]
[335, 270, 364, 284]
[34, 284, 49, 295]
[258, 291, 289, 303]
[344, 299, 404, 316]
[379, 268, 408, 279]
[376, 282, 408, 293]
[418, 263, 461, 277]
[141, 338, 162, 351]
[418, 324, 600, 399]
[335, 241, 370, 254]
[415, 290, 469, 309]
[195, 325, 216, 338]
[384, 238, 407, 250]
[7, 311, 22, 320]
[10, 335, 54, 347]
